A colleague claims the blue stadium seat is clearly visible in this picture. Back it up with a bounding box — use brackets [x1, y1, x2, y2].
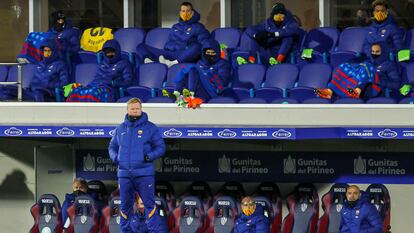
[29, 194, 63, 233]
[114, 28, 146, 63]
[0, 65, 9, 82]
[100, 196, 121, 233]
[300, 27, 340, 64]
[75, 64, 100, 86]
[66, 195, 100, 233]
[255, 64, 299, 102]
[146, 96, 175, 103]
[399, 97, 414, 104]
[317, 183, 348, 233]
[211, 28, 241, 49]
[282, 183, 319, 233]
[74, 50, 99, 64]
[366, 184, 391, 232]
[145, 28, 172, 49]
[206, 196, 239, 233]
[366, 97, 397, 104]
[0, 64, 36, 100]
[254, 182, 282, 233]
[289, 63, 332, 102]
[160, 63, 195, 95]
[334, 98, 365, 104]
[330, 27, 366, 67]
[228, 64, 266, 100]
[126, 63, 168, 102]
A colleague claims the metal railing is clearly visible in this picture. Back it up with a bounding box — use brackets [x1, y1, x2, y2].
[0, 63, 24, 101]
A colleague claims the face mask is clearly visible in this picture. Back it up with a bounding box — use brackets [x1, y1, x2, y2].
[180, 12, 193, 21]
[273, 14, 285, 23]
[347, 200, 358, 208]
[242, 206, 256, 216]
[105, 53, 115, 59]
[204, 54, 216, 64]
[128, 114, 141, 122]
[43, 50, 52, 58]
[372, 54, 381, 59]
[73, 190, 85, 196]
[54, 22, 65, 32]
[374, 11, 388, 22]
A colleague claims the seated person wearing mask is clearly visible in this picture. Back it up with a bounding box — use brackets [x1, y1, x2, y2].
[340, 185, 382, 233]
[62, 178, 89, 229]
[162, 39, 231, 102]
[234, 196, 269, 233]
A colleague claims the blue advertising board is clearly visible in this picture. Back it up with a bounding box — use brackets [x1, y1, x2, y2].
[76, 150, 414, 184]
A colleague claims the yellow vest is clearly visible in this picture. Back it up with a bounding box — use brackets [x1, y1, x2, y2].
[80, 27, 114, 53]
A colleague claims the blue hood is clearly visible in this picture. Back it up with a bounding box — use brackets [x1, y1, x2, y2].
[102, 39, 122, 64]
[266, 9, 295, 28]
[200, 39, 221, 65]
[178, 10, 201, 25]
[40, 38, 60, 64]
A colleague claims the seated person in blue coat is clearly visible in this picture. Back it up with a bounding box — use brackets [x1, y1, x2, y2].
[66, 39, 133, 102]
[340, 185, 382, 233]
[30, 38, 69, 102]
[48, 10, 80, 58]
[362, 0, 403, 58]
[316, 43, 401, 100]
[136, 2, 210, 67]
[240, 2, 299, 66]
[62, 178, 89, 229]
[162, 39, 231, 102]
[234, 196, 270, 233]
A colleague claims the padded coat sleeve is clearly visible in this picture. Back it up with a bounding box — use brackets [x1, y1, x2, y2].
[108, 128, 119, 164]
[146, 126, 166, 161]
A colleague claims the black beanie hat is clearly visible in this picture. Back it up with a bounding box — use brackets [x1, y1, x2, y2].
[271, 3, 286, 16]
[53, 10, 66, 22]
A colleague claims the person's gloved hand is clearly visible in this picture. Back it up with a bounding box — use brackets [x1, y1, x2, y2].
[400, 84, 412, 96]
[253, 31, 268, 47]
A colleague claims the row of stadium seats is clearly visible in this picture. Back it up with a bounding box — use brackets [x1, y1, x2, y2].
[76, 26, 414, 68]
[2, 62, 414, 103]
[30, 181, 390, 233]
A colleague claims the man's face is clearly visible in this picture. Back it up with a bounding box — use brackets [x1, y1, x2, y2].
[180, 5, 193, 21]
[374, 5, 387, 14]
[43, 47, 52, 58]
[241, 197, 256, 216]
[57, 18, 65, 24]
[127, 102, 142, 117]
[73, 181, 87, 193]
[371, 44, 382, 56]
[346, 187, 361, 202]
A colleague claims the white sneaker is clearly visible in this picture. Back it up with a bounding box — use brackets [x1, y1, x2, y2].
[144, 58, 154, 63]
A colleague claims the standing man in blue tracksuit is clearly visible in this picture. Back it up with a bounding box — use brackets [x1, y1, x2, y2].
[136, 2, 210, 67]
[362, 0, 403, 57]
[340, 185, 383, 233]
[243, 2, 299, 66]
[234, 196, 270, 233]
[109, 97, 167, 233]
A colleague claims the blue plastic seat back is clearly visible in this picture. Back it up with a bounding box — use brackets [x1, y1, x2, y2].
[233, 64, 266, 89]
[211, 28, 241, 49]
[303, 27, 340, 54]
[145, 28, 172, 49]
[337, 27, 366, 53]
[264, 64, 299, 89]
[75, 64, 100, 86]
[114, 28, 146, 54]
[297, 64, 331, 89]
[137, 63, 168, 88]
